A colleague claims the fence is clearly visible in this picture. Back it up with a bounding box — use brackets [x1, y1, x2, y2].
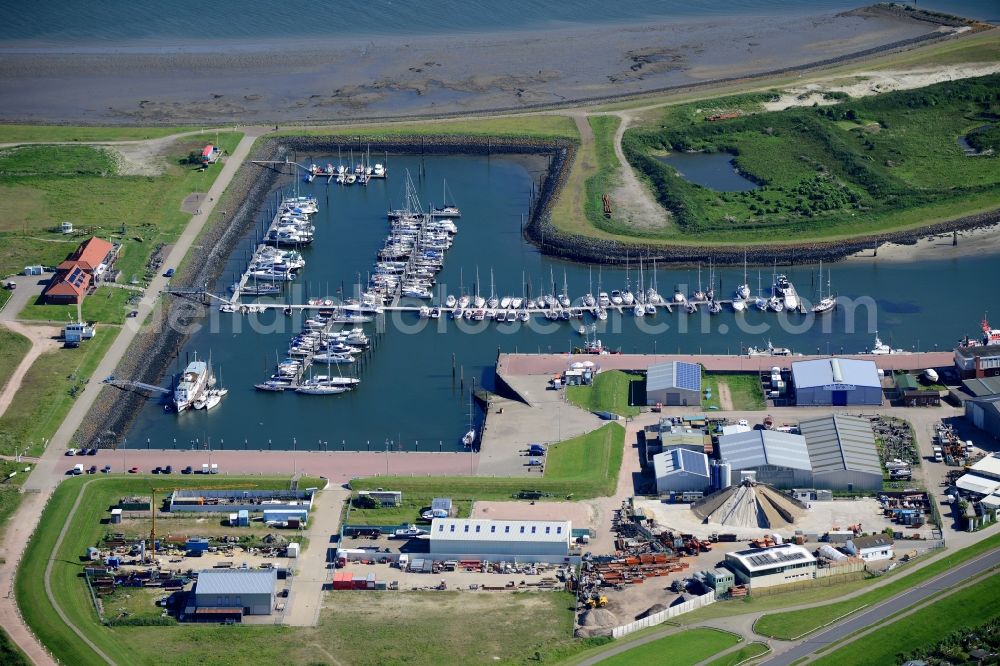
[611, 591, 716, 638]
[749, 569, 864, 597]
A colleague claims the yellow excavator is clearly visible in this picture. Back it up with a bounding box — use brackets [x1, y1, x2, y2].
[585, 594, 608, 608]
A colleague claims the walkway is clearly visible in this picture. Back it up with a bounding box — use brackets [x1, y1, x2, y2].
[0, 321, 61, 419]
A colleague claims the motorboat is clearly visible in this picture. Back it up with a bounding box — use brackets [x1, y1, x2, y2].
[709, 301, 722, 314]
[645, 303, 656, 315]
[462, 429, 476, 447]
[174, 358, 208, 412]
[610, 290, 623, 306]
[445, 294, 457, 308]
[633, 304, 644, 317]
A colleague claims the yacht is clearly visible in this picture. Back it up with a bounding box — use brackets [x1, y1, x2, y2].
[645, 303, 656, 315]
[445, 294, 457, 308]
[633, 304, 644, 317]
[732, 298, 746, 313]
[296, 384, 349, 395]
[868, 331, 907, 355]
[174, 359, 209, 412]
[598, 292, 610, 308]
[610, 289, 623, 306]
[775, 274, 799, 311]
[812, 261, 836, 314]
[596, 308, 608, 321]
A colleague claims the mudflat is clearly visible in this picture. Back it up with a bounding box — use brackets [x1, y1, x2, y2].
[0, 8, 937, 124]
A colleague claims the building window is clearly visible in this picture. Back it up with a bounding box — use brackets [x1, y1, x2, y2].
[505, 526, 510, 533]
[450, 525, 455, 532]
[520, 526, 525, 534]
[438, 525, 443, 532]
[490, 526, 496, 533]
[531, 526, 536, 534]
[475, 526, 481, 533]
[557, 527, 562, 534]
[545, 527, 551, 534]
[464, 525, 469, 532]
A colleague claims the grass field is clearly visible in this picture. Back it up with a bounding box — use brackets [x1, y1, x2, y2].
[702, 373, 766, 411]
[0, 327, 118, 457]
[704, 642, 769, 666]
[278, 114, 579, 140]
[0, 327, 31, 395]
[600, 629, 740, 666]
[811, 572, 1000, 666]
[0, 145, 119, 177]
[18, 285, 136, 325]
[0, 627, 29, 666]
[345, 495, 472, 527]
[754, 530, 1000, 639]
[0, 125, 196, 143]
[566, 370, 643, 417]
[353, 423, 625, 501]
[0, 132, 242, 281]
[16, 475, 592, 666]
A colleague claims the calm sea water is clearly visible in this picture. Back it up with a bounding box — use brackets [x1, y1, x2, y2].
[0, 1, 993, 48]
[123, 153, 1000, 451]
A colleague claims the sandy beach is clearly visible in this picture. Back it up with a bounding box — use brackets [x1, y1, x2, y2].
[846, 222, 1000, 263]
[0, 7, 941, 124]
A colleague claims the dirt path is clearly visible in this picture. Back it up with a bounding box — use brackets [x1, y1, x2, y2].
[284, 484, 346, 626]
[608, 111, 671, 231]
[0, 322, 62, 420]
[716, 382, 735, 411]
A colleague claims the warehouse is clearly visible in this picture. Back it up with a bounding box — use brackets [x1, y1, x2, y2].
[716, 430, 813, 488]
[429, 518, 571, 559]
[646, 361, 702, 407]
[724, 543, 817, 589]
[189, 569, 277, 619]
[169, 489, 314, 514]
[791, 358, 882, 407]
[965, 395, 1000, 439]
[798, 414, 882, 492]
[956, 454, 1000, 498]
[653, 448, 711, 495]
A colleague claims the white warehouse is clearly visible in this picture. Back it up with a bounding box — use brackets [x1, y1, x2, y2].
[653, 448, 711, 494]
[724, 543, 817, 589]
[429, 518, 571, 558]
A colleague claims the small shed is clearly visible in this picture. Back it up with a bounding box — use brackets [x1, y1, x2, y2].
[23, 265, 44, 276]
[238, 509, 249, 527]
[110, 508, 122, 524]
[431, 498, 453, 516]
[61, 221, 74, 234]
[287, 543, 300, 559]
[705, 567, 735, 596]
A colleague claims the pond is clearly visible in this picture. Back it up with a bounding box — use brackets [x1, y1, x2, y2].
[658, 151, 759, 192]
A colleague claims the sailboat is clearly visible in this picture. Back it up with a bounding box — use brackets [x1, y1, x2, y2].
[736, 250, 751, 300]
[473, 267, 485, 309]
[621, 255, 635, 306]
[706, 259, 716, 302]
[487, 268, 499, 310]
[584, 267, 596, 308]
[692, 263, 706, 302]
[461, 391, 476, 448]
[559, 269, 571, 308]
[812, 260, 836, 314]
[754, 271, 768, 311]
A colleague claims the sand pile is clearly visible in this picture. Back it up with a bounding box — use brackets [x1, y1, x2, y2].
[576, 608, 619, 638]
[692, 480, 805, 529]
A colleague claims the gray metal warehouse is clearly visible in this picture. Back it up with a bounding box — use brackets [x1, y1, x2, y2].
[429, 518, 571, 559]
[646, 361, 701, 406]
[716, 430, 813, 488]
[791, 358, 882, 406]
[190, 569, 277, 618]
[966, 394, 1000, 438]
[798, 414, 883, 492]
[653, 448, 711, 494]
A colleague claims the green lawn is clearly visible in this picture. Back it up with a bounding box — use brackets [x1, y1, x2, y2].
[18, 285, 136, 325]
[345, 495, 472, 527]
[755, 530, 1000, 639]
[0, 327, 118, 457]
[702, 373, 766, 411]
[0, 125, 195, 143]
[566, 371, 642, 417]
[0, 145, 118, 176]
[16, 475, 588, 666]
[0, 327, 31, 395]
[0, 131, 242, 281]
[705, 642, 769, 666]
[601, 629, 740, 666]
[277, 114, 579, 140]
[352, 423, 625, 501]
[811, 572, 1000, 666]
[0, 627, 29, 666]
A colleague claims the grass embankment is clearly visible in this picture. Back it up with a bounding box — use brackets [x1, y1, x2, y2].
[566, 370, 642, 417]
[811, 571, 1000, 666]
[0, 327, 31, 394]
[0, 133, 242, 281]
[277, 114, 579, 140]
[600, 629, 740, 666]
[615, 74, 1000, 244]
[352, 423, 625, 505]
[0, 125, 196, 143]
[754, 530, 1000, 639]
[0, 627, 29, 666]
[0, 460, 29, 539]
[702, 373, 766, 411]
[17, 475, 590, 666]
[18, 285, 135, 325]
[705, 642, 769, 666]
[0, 328, 118, 457]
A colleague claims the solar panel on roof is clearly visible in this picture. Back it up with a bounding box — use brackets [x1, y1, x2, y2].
[675, 362, 701, 391]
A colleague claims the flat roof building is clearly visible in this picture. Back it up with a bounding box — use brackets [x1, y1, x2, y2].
[192, 569, 277, 617]
[653, 448, 711, 495]
[717, 429, 813, 488]
[430, 518, 571, 558]
[646, 361, 701, 407]
[955, 345, 1000, 379]
[791, 358, 882, 406]
[799, 414, 882, 492]
[724, 543, 817, 589]
[956, 454, 1000, 498]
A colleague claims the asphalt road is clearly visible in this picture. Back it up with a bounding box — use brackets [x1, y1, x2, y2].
[763, 547, 1000, 665]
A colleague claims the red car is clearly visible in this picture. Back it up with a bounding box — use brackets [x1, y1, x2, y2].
[128, 466, 140, 474]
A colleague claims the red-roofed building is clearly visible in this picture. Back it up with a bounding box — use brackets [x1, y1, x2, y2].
[43, 236, 115, 304]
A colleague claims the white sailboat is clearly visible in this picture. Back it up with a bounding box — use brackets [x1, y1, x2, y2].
[812, 260, 836, 314]
[736, 250, 751, 301]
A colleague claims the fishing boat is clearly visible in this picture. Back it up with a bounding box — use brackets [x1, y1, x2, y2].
[645, 303, 656, 315]
[747, 340, 792, 356]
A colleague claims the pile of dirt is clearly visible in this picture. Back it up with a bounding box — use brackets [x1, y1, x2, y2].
[636, 603, 666, 620]
[576, 607, 620, 638]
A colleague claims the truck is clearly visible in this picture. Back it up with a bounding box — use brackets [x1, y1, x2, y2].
[71, 463, 84, 475]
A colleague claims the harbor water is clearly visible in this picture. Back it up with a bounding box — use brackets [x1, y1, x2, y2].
[125, 153, 1000, 451]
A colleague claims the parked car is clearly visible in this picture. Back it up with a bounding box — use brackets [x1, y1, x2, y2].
[152, 466, 162, 474]
[181, 465, 193, 474]
[4, 281, 16, 290]
[65, 448, 77, 456]
[163, 268, 175, 277]
[86, 448, 97, 456]
[164, 465, 173, 474]
[527, 458, 543, 467]
[127, 310, 139, 318]
[87, 465, 97, 474]
[528, 444, 547, 456]
[128, 466, 140, 474]
[101, 465, 112, 474]
[75, 448, 88, 456]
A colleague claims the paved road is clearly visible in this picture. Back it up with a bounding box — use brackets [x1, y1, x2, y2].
[763, 547, 1000, 665]
[284, 485, 347, 626]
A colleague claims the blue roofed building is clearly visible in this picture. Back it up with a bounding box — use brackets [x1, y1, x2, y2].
[653, 447, 711, 494]
[646, 361, 701, 406]
[791, 358, 882, 407]
[717, 429, 813, 488]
